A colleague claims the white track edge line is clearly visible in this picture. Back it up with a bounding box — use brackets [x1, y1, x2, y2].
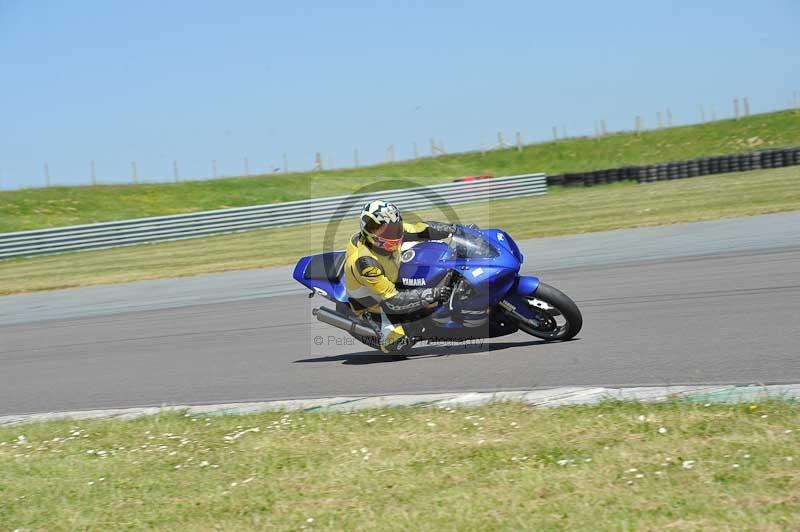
[2, 384, 799, 426]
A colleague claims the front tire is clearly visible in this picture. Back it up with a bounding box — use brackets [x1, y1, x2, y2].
[516, 282, 582, 341]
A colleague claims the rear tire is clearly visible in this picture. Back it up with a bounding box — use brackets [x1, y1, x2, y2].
[516, 283, 582, 341]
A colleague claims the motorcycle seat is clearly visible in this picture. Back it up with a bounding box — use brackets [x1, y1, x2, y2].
[304, 251, 346, 281]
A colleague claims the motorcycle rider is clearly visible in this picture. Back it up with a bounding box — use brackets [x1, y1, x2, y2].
[345, 200, 455, 353]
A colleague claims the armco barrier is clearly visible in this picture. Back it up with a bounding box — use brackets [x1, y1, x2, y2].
[546, 146, 800, 187]
[0, 173, 547, 259]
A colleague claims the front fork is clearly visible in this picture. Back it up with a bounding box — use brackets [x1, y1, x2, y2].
[499, 275, 542, 326]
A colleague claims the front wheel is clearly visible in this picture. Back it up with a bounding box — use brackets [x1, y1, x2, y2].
[515, 283, 582, 341]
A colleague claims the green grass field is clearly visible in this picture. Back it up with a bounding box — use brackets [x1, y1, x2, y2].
[1, 110, 798, 232]
[1, 166, 798, 296]
[2, 400, 799, 530]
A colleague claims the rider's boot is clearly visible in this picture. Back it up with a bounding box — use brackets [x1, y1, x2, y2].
[376, 315, 414, 356]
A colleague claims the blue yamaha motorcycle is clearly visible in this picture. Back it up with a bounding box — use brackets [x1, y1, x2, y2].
[293, 225, 582, 353]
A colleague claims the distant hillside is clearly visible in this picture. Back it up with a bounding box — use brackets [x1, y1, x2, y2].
[1, 110, 798, 232]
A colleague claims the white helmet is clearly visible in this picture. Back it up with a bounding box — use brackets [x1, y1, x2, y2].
[359, 200, 403, 252]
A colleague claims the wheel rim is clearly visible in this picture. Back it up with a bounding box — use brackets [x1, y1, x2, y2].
[520, 296, 571, 340]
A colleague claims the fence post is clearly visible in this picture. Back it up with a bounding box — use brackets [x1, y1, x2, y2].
[667, 108, 673, 127]
[743, 97, 750, 117]
[733, 98, 740, 120]
[173, 160, 179, 182]
[212, 160, 218, 179]
[353, 148, 359, 168]
[131, 161, 138, 184]
[515, 131, 522, 152]
[283, 153, 288, 173]
[552, 126, 558, 140]
[44, 162, 50, 187]
[90, 160, 97, 185]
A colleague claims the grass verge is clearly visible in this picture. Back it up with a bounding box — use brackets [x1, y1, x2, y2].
[1, 166, 798, 296]
[1, 110, 799, 232]
[1, 401, 799, 530]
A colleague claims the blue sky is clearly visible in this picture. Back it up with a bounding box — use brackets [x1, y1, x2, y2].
[1, 0, 798, 189]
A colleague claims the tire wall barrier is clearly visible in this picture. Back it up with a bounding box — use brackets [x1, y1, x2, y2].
[546, 147, 800, 187]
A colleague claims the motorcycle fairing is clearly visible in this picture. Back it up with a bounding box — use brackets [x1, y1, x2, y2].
[397, 242, 450, 288]
[293, 252, 348, 303]
[292, 227, 537, 315]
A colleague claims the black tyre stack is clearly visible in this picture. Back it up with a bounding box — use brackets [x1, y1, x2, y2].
[739, 153, 752, 172]
[761, 150, 774, 168]
[782, 149, 790, 167]
[699, 158, 710, 175]
[563, 173, 580, 187]
[776, 149, 786, 167]
[547, 147, 798, 188]
[666, 162, 678, 180]
[720, 156, 731, 174]
[730, 154, 741, 172]
[750, 152, 761, 171]
[679, 161, 689, 178]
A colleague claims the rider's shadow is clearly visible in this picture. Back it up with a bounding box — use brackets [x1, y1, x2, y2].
[294, 339, 554, 365]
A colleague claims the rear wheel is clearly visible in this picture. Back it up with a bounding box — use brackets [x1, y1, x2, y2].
[515, 283, 582, 341]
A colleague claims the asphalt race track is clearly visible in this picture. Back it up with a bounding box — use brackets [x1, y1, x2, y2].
[1, 212, 799, 416]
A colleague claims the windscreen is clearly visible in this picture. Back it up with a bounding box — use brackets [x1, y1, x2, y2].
[448, 227, 499, 259]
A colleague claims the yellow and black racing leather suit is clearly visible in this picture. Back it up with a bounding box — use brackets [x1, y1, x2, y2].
[344, 221, 454, 351]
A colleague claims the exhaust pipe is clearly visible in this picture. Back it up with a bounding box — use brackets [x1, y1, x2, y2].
[313, 306, 379, 338]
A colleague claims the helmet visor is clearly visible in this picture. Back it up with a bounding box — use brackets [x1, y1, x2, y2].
[373, 234, 403, 252]
[373, 218, 403, 239]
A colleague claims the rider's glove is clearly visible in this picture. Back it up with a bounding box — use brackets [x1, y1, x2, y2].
[425, 221, 457, 239]
[424, 286, 452, 304]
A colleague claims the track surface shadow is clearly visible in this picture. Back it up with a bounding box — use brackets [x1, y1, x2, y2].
[295, 339, 554, 365]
